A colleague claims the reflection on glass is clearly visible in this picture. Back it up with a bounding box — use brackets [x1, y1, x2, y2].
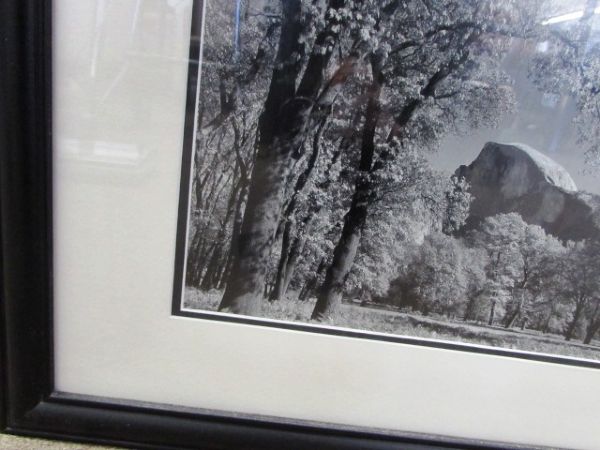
[57, 0, 193, 171]
[59, 139, 143, 167]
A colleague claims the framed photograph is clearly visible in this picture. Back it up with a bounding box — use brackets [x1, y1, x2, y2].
[2, 0, 600, 449]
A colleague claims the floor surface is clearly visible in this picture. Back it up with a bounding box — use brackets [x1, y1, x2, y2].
[0, 434, 124, 449]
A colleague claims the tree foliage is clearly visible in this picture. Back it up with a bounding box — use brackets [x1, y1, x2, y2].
[185, 0, 600, 344]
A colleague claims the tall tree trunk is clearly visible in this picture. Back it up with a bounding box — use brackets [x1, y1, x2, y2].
[219, 0, 345, 314]
[200, 176, 243, 290]
[269, 112, 328, 302]
[583, 299, 600, 344]
[463, 289, 484, 321]
[185, 226, 206, 287]
[583, 322, 599, 344]
[311, 190, 369, 320]
[269, 220, 310, 301]
[503, 309, 519, 329]
[187, 144, 236, 288]
[299, 257, 327, 301]
[503, 295, 524, 329]
[504, 269, 529, 328]
[271, 199, 321, 299]
[217, 0, 307, 314]
[219, 179, 249, 290]
[488, 300, 496, 326]
[541, 310, 553, 334]
[462, 298, 476, 321]
[200, 244, 224, 290]
[565, 300, 584, 341]
[520, 318, 528, 330]
[270, 219, 294, 301]
[310, 60, 383, 320]
[281, 233, 308, 295]
[218, 149, 296, 314]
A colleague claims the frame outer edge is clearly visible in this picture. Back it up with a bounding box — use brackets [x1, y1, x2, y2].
[0, 0, 54, 429]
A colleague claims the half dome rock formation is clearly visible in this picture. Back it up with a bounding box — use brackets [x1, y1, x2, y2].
[456, 142, 600, 241]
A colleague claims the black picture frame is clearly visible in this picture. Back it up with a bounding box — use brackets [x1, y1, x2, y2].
[0, 1, 547, 449]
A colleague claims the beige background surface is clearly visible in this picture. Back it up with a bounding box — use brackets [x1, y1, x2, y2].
[0, 434, 124, 449]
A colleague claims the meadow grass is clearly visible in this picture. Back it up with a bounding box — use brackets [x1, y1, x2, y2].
[184, 287, 600, 362]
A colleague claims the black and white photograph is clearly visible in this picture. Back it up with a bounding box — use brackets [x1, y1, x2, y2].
[176, 0, 600, 363]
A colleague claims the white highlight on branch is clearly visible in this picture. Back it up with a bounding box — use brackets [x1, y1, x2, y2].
[541, 7, 600, 26]
[542, 10, 584, 25]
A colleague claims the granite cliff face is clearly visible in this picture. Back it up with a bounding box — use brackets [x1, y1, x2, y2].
[456, 142, 600, 241]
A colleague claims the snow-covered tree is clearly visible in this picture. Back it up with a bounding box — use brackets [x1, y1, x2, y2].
[500, 221, 565, 328]
[412, 233, 482, 317]
[310, 0, 541, 320]
[467, 213, 531, 325]
[550, 240, 600, 341]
